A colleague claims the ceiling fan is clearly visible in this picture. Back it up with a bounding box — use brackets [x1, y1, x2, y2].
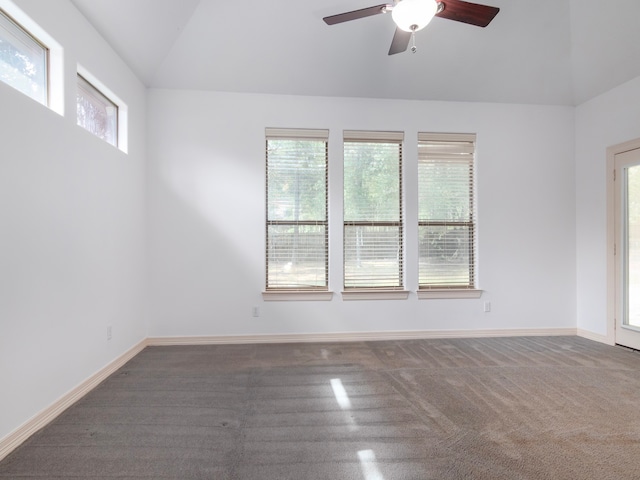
[323, 0, 499, 55]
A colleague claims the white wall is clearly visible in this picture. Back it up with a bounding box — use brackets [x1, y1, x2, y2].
[148, 90, 576, 337]
[575, 75, 640, 337]
[0, 0, 147, 441]
[0, 0, 592, 448]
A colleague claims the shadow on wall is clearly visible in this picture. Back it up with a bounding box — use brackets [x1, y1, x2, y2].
[149, 154, 263, 332]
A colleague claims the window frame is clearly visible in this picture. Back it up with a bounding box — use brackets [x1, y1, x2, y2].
[342, 130, 409, 300]
[417, 132, 482, 299]
[263, 128, 333, 301]
[0, 7, 49, 106]
[76, 73, 119, 147]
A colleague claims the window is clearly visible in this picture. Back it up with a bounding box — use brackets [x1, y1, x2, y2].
[0, 8, 47, 105]
[343, 131, 406, 295]
[418, 133, 478, 295]
[265, 128, 329, 294]
[77, 74, 118, 147]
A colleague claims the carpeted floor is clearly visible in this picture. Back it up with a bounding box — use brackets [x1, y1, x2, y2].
[1, 336, 640, 479]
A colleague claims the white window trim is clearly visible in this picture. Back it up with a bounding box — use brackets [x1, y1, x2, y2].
[417, 289, 483, 299]
[342, 290, 410, 301]
[418, 131, 478, 292]
[265, 127, 330, 293]
[343, 130, 405, 293]
[262, 290, 334, 301]
[265, 128, 328, 140]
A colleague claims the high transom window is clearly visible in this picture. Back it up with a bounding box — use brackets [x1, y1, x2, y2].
[0, 9, 48, 105]
[77, 74, 118, 147]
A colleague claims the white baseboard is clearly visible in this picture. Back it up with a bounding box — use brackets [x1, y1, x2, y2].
[577, 329, 615, 346]
[0, 339, 148, 462]
[147, 328, 578, 346]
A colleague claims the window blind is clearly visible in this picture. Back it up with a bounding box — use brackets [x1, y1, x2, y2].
[343, 131, 404, 289]
[418, 132, 476, 289]
[265, 128, 329, 290]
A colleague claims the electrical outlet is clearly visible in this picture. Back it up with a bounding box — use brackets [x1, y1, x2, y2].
[107, 325, 112, 340]
[252, 306, 260, 317]
[484, 302, 491, 313]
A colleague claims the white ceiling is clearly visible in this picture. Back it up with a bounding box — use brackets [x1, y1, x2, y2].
[69, 0, 640, 106]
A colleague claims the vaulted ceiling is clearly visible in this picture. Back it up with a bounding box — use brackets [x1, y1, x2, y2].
[69, 0, 640, 106]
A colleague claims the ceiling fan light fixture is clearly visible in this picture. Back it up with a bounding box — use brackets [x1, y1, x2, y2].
[391, 0, 438, 32]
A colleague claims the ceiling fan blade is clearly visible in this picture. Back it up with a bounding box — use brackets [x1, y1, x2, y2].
[388, 28, 411, 55]
[436, 0, 499, 27]
[323, 4, 389, 25]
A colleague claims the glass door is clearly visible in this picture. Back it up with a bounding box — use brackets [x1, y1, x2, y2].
[615, 148, 640, 349]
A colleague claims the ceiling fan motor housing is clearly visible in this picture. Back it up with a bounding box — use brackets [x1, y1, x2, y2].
[391, 0, 439, 32]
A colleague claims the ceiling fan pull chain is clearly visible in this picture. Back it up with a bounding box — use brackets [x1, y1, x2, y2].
[410, 27, 417, 53]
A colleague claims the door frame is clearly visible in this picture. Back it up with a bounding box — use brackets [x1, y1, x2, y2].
[607, 137, 640, 346]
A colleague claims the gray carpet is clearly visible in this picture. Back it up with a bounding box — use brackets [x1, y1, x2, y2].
[2, 336, 640, 479]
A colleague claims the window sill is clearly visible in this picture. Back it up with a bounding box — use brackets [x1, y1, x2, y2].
[417, 289, 483, 299]
[262, 291, 333, 301]
[341, 290, 410, 301]
[262, 289, 481, 301]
